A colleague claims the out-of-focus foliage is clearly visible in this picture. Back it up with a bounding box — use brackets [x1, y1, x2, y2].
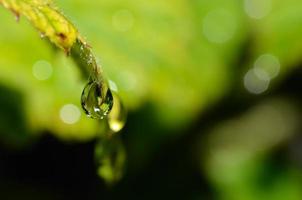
[200, 99, 302, 200]
[1, 0, 302, 199]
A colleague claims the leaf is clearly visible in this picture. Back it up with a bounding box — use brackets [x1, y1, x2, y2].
[0, 0, 110, 95]
[0, 0, 111, 139]
[0, 0, 77, 52]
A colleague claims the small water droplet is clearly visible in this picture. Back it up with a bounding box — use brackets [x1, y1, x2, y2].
[40, 32, 46, 38]
[32, 60, 53, 80]
[95, 136, 126, 185]
[107, 92, 127, 132]
[15, 14, 20, 22]
[81, 81, 113, 119]
[11, 9, 20, 22]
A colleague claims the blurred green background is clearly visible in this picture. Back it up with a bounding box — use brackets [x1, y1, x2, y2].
[1, 0, 302, 199]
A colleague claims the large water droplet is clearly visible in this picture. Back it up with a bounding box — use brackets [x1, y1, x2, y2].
[107, 92, 127, 132]
[95, 136, 126, 185]
[81, 81, 113, 119]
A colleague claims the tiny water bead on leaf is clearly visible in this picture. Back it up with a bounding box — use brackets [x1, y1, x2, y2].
[81, 81, 113, 119]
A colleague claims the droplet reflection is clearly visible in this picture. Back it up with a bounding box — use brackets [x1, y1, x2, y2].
[109, 80, 118, 92]
[95, 136, 126, 185]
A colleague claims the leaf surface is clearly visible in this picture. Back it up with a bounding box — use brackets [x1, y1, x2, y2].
[0, 0, 77, 51]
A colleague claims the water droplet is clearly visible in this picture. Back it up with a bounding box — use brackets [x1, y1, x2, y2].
[11, 9, 20, 22]
[40, 32, 46, 38]
[109, 80, 118, 92]
[81, 81, 113, 119]
[108, 93, 127, 133]
[95, 136, 126, 185]
[15, 14, 20, 22]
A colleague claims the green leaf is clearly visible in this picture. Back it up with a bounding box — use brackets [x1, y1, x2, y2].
[0, 0, 113, 140]
[0, 0, 77, 51]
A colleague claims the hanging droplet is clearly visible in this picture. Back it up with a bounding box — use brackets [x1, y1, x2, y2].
[81, 81, 113, 119]
[107, 92, 127, 132]
[95, 136, 126, 185]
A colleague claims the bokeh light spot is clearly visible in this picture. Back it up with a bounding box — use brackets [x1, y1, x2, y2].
[109, 80, 118, 92]
[202, 8, 236, 44]
[254, 54, 280, 80]
[253, 67, 270, 81]
[60, 104, 81, 124]
[244, 0, 272, 19]
[244, 69, 270, 94]
[32, 60, 53, 80]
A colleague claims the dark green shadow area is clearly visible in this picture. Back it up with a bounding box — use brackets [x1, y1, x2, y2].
[0, 84, 32, 149]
